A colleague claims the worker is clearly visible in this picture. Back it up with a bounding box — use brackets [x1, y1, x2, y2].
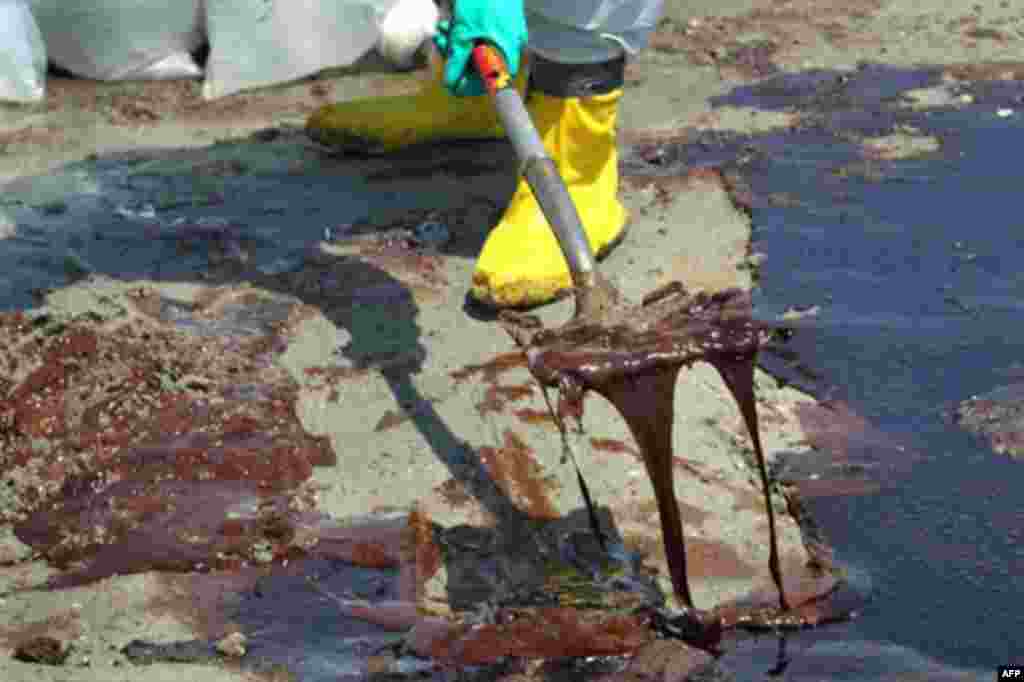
[307, 0, 664, 308]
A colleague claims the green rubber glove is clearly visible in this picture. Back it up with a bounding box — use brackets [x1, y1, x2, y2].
[432, 0, 527, 97]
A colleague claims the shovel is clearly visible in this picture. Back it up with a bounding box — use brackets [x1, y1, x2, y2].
[470, 43, 622, 319]
[470, 41, 623, 556]
[470, 44, 791, 618]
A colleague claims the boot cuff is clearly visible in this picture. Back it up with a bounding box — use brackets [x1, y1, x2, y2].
[528, 53, 625, 98]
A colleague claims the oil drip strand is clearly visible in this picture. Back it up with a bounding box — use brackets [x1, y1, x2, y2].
[501, 284, 790, 616]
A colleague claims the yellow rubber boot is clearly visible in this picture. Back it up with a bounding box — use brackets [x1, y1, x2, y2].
[306, 51, 527, 154]
[471, 86, 628, 308]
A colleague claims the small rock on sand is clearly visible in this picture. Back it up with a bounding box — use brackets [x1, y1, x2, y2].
[13, 636, 71, 665]
[215, 631, 247, 658]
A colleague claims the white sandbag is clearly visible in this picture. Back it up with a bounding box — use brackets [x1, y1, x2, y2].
[28, 0, 204, 81]
[0, 0, 46, 102]
[138, 53, 206, 81]
[202, 0, 435, 100]
[377, 0, 439, 70]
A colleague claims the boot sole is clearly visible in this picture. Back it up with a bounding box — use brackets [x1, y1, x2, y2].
[470, 217, 633, 312]
[306, 128, 515, 158]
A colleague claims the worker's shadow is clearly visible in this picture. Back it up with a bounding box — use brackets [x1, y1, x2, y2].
[0, 131, 627, 609]
[313, 183, 624, 609]
[327, 270, 523, 605]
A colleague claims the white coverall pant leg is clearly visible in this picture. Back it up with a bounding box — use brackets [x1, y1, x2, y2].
[524, 0, 665, 64]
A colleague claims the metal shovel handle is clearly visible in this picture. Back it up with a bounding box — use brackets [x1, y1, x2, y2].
[470, 43, 600, 294]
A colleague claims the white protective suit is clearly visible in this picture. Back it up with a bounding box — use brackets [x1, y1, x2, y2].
[524, 0, 665, 64]
[0, 0, 46, 102]
[382, 0, 664, 66]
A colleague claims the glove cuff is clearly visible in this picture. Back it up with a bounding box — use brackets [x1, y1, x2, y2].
[528, 54, 626, 98]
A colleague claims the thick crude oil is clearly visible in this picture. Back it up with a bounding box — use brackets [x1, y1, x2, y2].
[506, 285, 792, 634]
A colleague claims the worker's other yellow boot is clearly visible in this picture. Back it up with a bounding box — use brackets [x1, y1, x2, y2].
[471, 56, 628, 308]
[306, 50, 527, 154]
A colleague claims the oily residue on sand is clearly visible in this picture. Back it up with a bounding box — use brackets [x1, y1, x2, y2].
[649, 61, 1024, 671]
[477, 430, 562, 521]
[0, 287, 336, 587]
[505, 285, 842, 636]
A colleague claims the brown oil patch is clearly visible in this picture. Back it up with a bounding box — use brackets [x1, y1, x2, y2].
[513, 407, 557, 426]
[590, 437, 639, 458]
[475, 383, 535, 416]
[374, 409, 408, 432]
[434, 478, 473, 508]
[796, 399, 901, 459]
[0, 125, 67, 150]
[619, 127, 692, 148]
[400, 508, 442, 603]
[12, 636, 71, 665]
[144, 513, 430, 643]
[317, 515, 418, 571]
[37, 68, 422, 136]
[672, 456, 721, 485]
[713, 559, 846, 630]
[477, 430, 560, 520]
[0, 610, 81, 657]
[304, 365, 369, 384]
[944, 61, 1024, 82]
[450, 352, 527, 384]
[149, 570, 262, 641]
[962, 27, 1010, 43]
[425, 607, 651, 664]
[649, 0, 882, 79]
[793, 399, 917, 497]
[791, 477, 881, 499]
[608, 639, 714, 682]
[625, 531, 757, 582]
[1, 288, 337, 586]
